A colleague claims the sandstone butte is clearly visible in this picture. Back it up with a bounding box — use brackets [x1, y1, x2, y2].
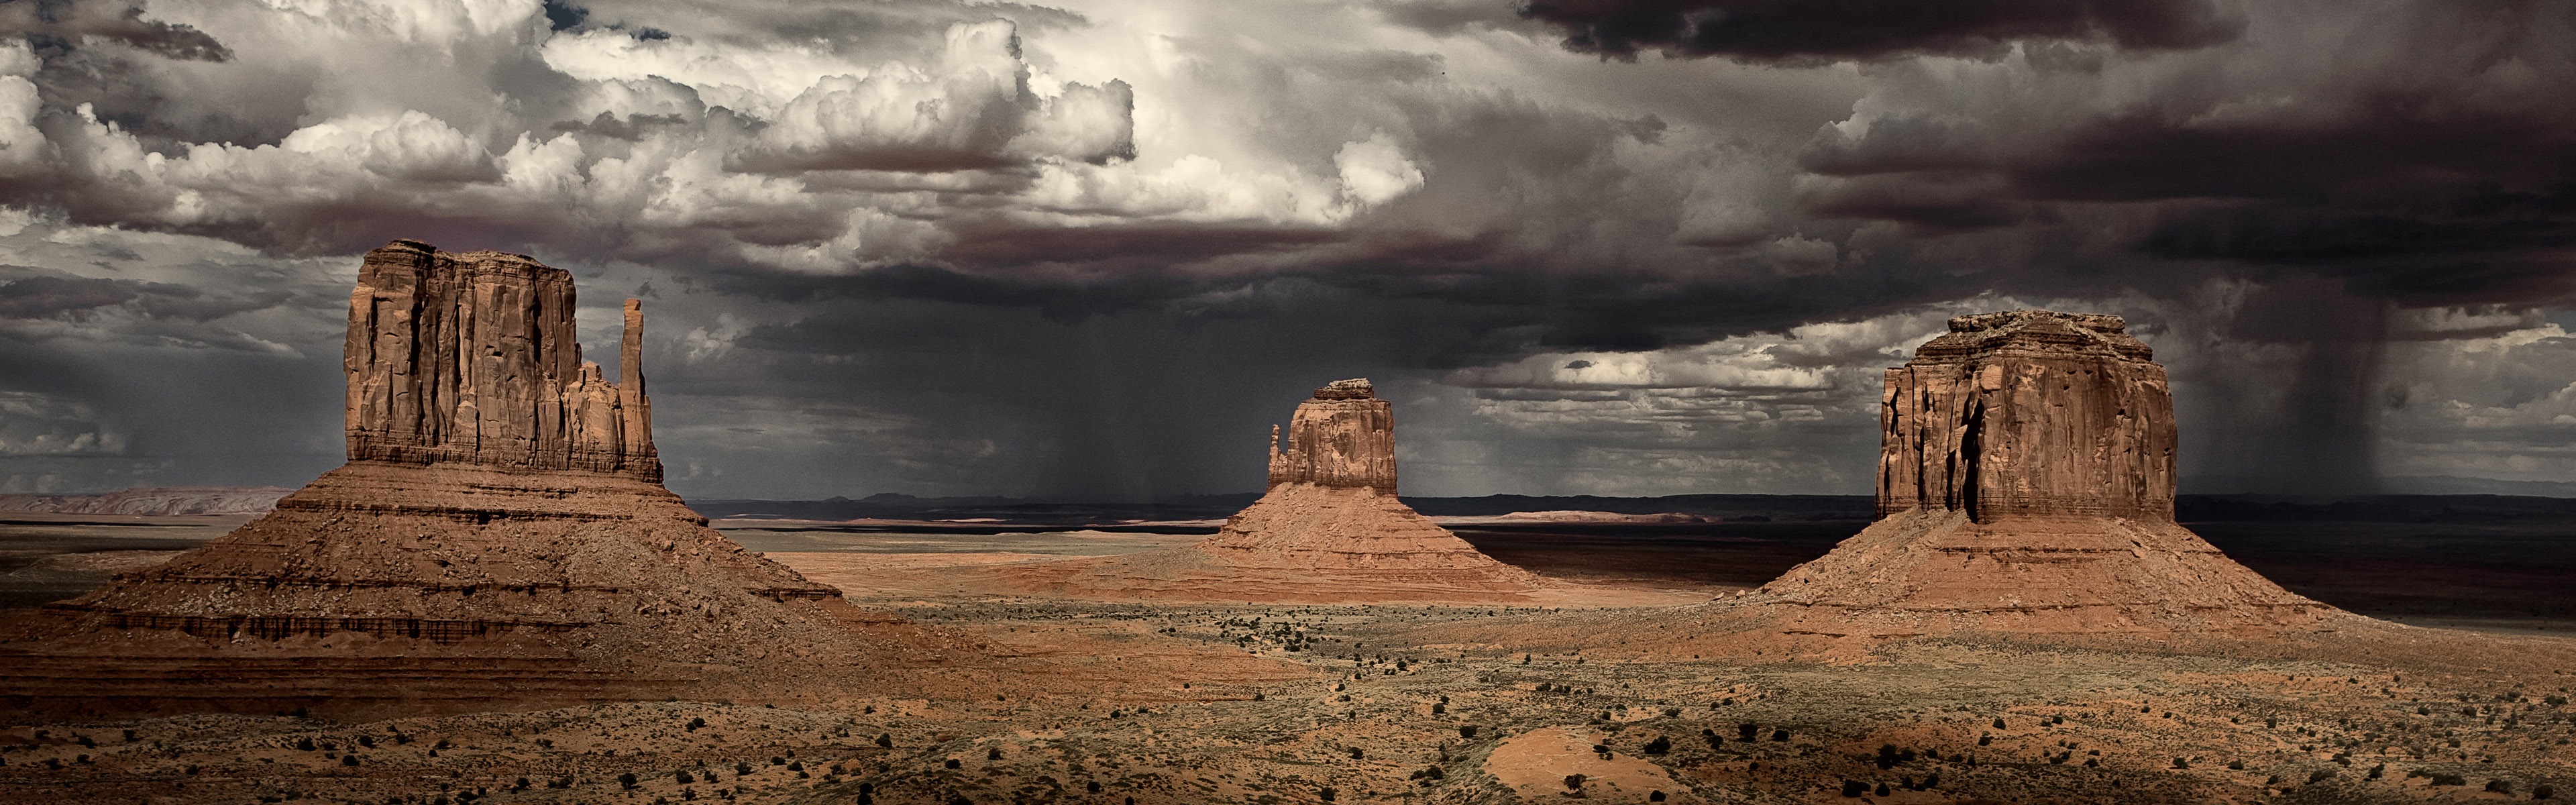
[1425, 311, 2380, 661]
[0, 239, 970, 716]
[998, 378, 1552, 602]
[1743, 310, 2359, 638]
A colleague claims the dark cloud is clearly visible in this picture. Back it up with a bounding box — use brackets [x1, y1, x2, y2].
[1796, 171, 2029, 229]
[0, 270, 244, 322]
[696, 286, 1523, 498]
[1777, 1, 2576, 311]
[1521, 0, 2241, 62]
[938, 222, 1348, 268]
[0, 274, 134, 318]
[0, 0, 230, 62]
[2197, 279, 2390, 494]
[708, 262, 1189, 321]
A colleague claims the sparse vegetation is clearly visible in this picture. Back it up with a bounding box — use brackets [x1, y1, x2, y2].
[10, 600, 2575, 805]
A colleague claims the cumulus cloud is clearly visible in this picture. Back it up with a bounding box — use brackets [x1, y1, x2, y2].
[1334, 132, 1426, 209]
[0, 54, 44, 176]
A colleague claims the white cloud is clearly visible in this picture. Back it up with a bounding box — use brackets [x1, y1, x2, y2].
[0, 75, 45, 176]
[540, 27, 860, 117]
[1333, 132, 1425, 208]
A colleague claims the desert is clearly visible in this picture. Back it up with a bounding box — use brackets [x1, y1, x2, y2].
[3, 2, 2573, 802]
[3, 516, 2573, 804]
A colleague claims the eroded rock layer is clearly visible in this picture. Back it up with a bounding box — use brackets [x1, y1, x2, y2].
[1750, 311, 2345, 637]
[999, 379, 1544, 602]
[0, 241, 959, 715]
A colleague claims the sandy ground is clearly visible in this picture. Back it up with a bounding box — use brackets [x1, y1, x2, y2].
[769, 550, 1715, 608]
[5, 597, 2572, 804]
[3, 517, 2574, 803]
[727, 522, 1718, 608]
[1484, 724, 1697, 803]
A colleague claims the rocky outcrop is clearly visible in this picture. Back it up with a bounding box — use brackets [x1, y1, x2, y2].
[343, 239, 657, 480]
[0, 240, 961, 716]
[1747, 311, 2348, 637]
[1267, 378, 1397, 493]
[1877, 311, 2174, 520]
[996, 379, 1547, 602]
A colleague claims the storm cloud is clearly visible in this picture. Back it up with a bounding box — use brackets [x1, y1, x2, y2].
[1521, 0, 2243, 62]
[0, 0, 2567, 498]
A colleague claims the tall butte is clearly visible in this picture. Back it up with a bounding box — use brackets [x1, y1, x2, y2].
[1750, 311, 2351, 637]
[0, 240, 959, 715]
[1003, 378, 1546, 602]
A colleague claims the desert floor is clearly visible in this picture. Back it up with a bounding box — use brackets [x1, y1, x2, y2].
[2, 515, 2571, 804]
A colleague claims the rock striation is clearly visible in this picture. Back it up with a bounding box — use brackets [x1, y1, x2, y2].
[1000, 379, 1547, 602]
[1751, 311, 2347, 637]
[0, 240, 962, 716]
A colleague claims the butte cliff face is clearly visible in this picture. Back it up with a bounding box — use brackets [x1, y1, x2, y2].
[1876, 311, 2174, 521]
[1003, 379, 1545, 602]
[0, 240, 961, 716]
[1751, 311, 2347, 637]
[344, 240, 659, 479]
[1265, 378, 1397, 493]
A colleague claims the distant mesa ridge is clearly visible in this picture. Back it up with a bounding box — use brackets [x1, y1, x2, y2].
[0, 487, 288, 516]
[344, 238, 659, 480]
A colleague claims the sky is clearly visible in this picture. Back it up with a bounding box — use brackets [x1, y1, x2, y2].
[0, 0, 2571, 500]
